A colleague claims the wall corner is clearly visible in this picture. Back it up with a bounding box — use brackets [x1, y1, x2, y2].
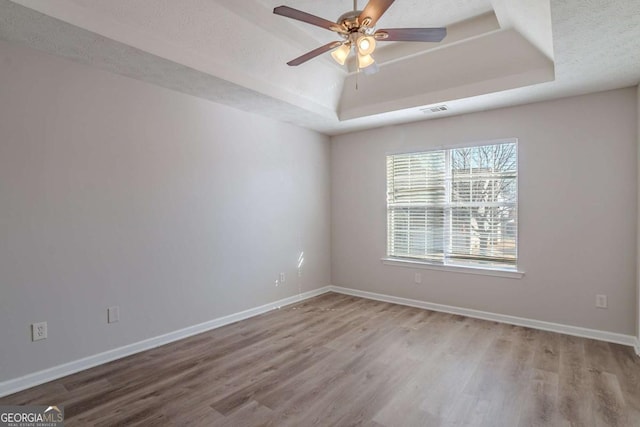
[636, 84, 640, 348]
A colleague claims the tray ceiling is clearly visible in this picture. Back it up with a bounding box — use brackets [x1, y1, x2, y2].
[1, 0, 638, 135]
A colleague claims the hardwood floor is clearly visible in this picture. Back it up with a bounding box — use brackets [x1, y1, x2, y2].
[2, 292, 639, 426]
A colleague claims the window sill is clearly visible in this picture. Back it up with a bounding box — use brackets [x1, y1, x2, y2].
[380, 258, 525, 279]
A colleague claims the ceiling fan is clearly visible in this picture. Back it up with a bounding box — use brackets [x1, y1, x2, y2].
[273, 0, 447, 71]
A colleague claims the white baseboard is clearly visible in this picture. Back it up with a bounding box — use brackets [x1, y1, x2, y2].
[328, 286, 638, 349]
[0, 286, 332, 398]
[2, 285, 636, 397]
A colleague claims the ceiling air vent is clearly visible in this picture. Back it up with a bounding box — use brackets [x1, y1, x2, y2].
[420, 105, 449, 114]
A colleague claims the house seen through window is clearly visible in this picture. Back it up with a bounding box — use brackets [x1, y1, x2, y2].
[386, 141, 518, 270]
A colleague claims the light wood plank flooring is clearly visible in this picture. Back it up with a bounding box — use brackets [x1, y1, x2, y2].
[2, 292, 639, 426]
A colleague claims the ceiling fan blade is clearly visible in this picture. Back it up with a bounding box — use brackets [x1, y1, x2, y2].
[274, 6, 342, 32]
[375, 28, 447, 42]
[287, 41, 342, 66]
[358, 0, 395, 27]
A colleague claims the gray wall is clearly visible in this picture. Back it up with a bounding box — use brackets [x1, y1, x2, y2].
[0, 41, 331, 382]
[331, 88, 638, 335]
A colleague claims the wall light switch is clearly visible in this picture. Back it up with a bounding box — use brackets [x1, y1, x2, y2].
[414, 272, 422, 284]
[279, 272, 286, 283]
[108, 306, 120, 323]
[595, 294, 607, 309]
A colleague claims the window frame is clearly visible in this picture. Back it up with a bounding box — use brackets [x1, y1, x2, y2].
[383, 138, 524, 278]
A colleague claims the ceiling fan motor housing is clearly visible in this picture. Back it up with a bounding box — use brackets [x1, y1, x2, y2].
[336, 10, 375, 37]
[337, 10, 362, 31]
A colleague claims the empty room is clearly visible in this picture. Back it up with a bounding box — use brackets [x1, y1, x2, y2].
[1, 0, 639, 425]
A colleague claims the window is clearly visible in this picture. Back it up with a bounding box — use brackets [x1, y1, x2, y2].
[386, 141, 518, 270]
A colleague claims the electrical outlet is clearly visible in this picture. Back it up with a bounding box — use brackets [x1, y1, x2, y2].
[596, 294, 608, 309]
[32, 322, 47, 341]
[108, 306, 120, 323]
[275, 279, 279, 287]
[279, 272, 286, 283]
[414, 272, 422, 284]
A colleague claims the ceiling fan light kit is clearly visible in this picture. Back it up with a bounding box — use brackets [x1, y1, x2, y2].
[329, 33, 377, 69]
[357, 53, 375, 69]
[331, 43, 351, 65]
[273, 0, 447, 72]
[357, 36, 376, 55]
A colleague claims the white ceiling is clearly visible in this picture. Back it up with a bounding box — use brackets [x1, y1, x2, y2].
[1, 0, 639, 135]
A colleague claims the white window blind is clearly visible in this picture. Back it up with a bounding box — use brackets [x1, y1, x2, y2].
[386, 141, 517, 270]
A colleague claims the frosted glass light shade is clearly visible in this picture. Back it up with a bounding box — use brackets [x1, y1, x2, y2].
[357, 36, 376, 56]
[357, 53, 375, 69]
[331, 44, 351, 65]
